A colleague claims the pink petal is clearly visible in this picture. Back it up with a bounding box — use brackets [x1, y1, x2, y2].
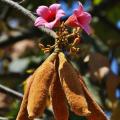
[77, 13, 92, 34]
[81, 24, 91, 35]
[44, 18, 60, 29]
[49, 3, 60, 14]
[35, 3, 65, 29]
[77, 12, 92, 25]
[34, 17, 47, 27]
[65, 1, 92, 34]
[36, 6, 50, 20]
[74, 1, 84, 16]
[78, 1, 84, 10]
[56, 9, 65, 19]
[65, 15, 79, 27]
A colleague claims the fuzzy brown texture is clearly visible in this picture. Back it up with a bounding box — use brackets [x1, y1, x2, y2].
[79, 77, 108, 120]
[45, 52, 58, 63]
[27, 53, 56, 119]
[16, 75, 33, 120]
[50, 70, 69, 120]
[58, 52, 90, 116]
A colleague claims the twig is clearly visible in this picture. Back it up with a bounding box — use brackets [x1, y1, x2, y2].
[0, 0, 57, 38]
[0, 84, 23, 100]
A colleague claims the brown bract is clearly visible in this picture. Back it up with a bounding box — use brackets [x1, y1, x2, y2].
[50, 68, 69, 120]
[17, 52, 108, 120]
[16, 52, 57, 120]
[16, 75, 33, 120]
[79, 76, 108, 120]
[58, 52, 90, 116]
[27, 53, 57, 119]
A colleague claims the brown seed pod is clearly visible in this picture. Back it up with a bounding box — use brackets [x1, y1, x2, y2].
[58, 52, 90, 116]
[79, 77, 108, 120]
[27, 52, 57, 119]
[45, 52, 58, 63]
[50, 68, 69, 120]
[16, 75, 34, 120]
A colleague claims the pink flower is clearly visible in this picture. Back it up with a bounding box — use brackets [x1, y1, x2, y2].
[34, 4, 65, 29]
[65, 2, 92, 34]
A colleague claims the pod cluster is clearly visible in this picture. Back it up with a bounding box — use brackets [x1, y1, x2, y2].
[16, 52, 108, 120]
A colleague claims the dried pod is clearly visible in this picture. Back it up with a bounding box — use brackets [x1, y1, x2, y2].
[27, 53, 57, 119]
[58, 52, 90, 116]
[50, 68, 69, 120]
[16, 75, 34, 120]
[79, 77, 108, 120]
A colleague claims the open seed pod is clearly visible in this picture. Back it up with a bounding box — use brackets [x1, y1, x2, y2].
[16, 75, 34, 120]
[50, 61, 69, 120]
[27, 52, 57, 119]
[58, 52, 91, 116]
[79, 75, 108, 120]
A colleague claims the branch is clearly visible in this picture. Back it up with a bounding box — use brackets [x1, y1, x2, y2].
[0, 84, 23, 100]
[0, 0, 57, 38]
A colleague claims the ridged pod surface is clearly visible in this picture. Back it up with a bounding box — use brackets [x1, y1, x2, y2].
[27, 52, 57, 119]
[58, 52, 90, 116]
[50, 68, 69, 120]
[79, 77, 108, 120]
[16, 75, 34, 120]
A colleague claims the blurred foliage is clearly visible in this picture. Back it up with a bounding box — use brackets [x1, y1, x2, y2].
[0, 0, 120, 120]
[93, 0, 103, 5]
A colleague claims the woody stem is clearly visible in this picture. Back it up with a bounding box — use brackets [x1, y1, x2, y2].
[54, 38, 61, 53]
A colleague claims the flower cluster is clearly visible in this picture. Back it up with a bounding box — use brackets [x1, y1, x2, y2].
[34, 2, 92, 34]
